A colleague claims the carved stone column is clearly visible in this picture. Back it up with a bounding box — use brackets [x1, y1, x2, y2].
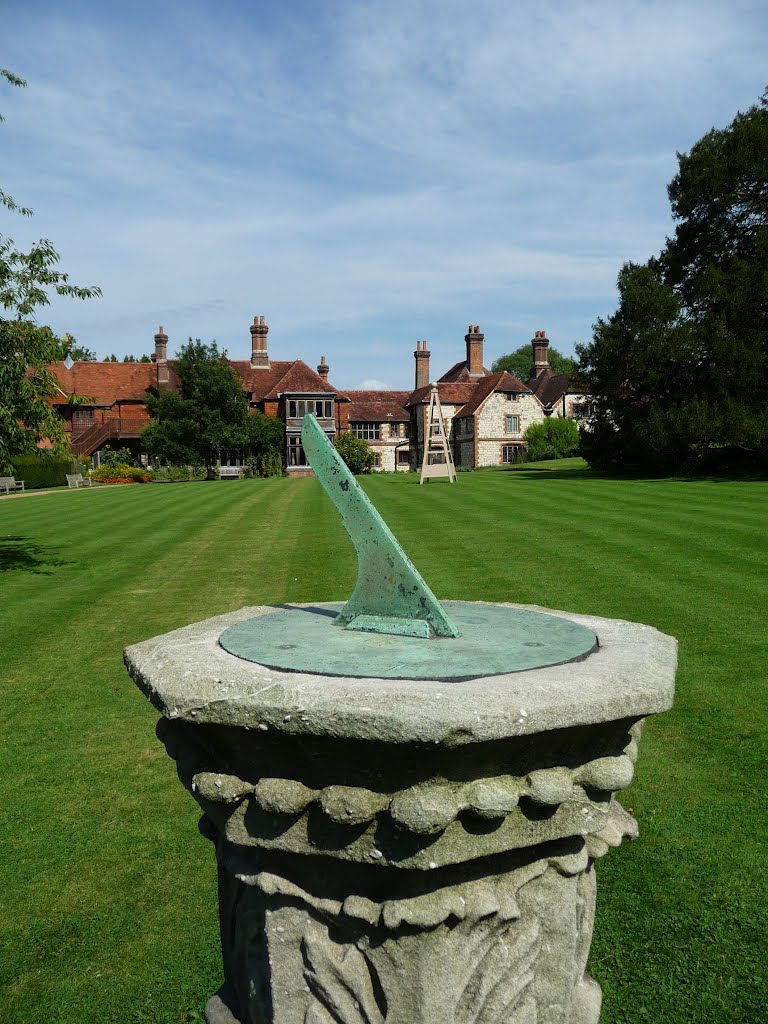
[125, 604, 675, 1024]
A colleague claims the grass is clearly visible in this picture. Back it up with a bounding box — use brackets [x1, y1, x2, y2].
[1, 469, 766, 1023]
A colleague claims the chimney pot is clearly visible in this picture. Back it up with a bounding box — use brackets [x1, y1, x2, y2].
[250, 313, 270, 369]
[153, 325, 169, 383]
[531, 330, 550, 378]
[414, 339, 431, 389]
[465, 324, 485, 375]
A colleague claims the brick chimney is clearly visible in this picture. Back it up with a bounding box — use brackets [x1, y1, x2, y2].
[531, 330, 550, 379]
[250, 315, 270, 369]
[414, 339, 431, 390]
[317, 355, 329, 383]
[153, 325, 169, 385]
[465, 324, 484, 376]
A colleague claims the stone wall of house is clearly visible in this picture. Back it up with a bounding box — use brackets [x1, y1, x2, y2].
[414, 405, 460, 447]
[366, 421, 411, 472]
[370, 442, 411, 472]
[475, 393, 546, 467]
[548, 392, 591, 419]
[455, 438, 475, 468]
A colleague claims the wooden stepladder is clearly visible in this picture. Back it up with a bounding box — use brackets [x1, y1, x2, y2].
[420, 384, 457, 484]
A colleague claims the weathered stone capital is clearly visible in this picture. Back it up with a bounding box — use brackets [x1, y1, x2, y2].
[125, 604, 676, 1024]
[125, 603, 675, 745]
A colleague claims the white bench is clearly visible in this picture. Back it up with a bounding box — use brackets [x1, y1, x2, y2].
[0, 476, 25, 494]
[218, 466, 243, 479]
[66, 473, 91, 488]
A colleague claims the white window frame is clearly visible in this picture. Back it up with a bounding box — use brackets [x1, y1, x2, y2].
[287, 436, 309, 466]
[287, 399, 334, 419]
[350, 422, 380, 440]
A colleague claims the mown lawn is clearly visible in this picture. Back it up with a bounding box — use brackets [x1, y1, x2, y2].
[1, 468, 766, 1023]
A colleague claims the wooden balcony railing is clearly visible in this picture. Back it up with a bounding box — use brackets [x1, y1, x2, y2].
[71, 417, 149, 456]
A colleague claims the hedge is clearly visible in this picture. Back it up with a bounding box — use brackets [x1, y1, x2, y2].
[10, 455, 86, 489]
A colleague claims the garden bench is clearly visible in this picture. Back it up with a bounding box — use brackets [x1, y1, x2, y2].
[66, 473, 91, 488]
[0, 476, 25, 494]
[218, 466, 243, 479]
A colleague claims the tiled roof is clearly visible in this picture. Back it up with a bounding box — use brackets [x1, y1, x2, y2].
[48, 362, 161, 405]
[231, 360, 345, 401]
[49, 358, 344, 408]
[527, 370, 584, 408]
[454, 371, 531, 418]
[229, 360, 297, 400]
[405, 381, 477, 407]
[344, 391, 410, 422]
[438, 359, 491, 383]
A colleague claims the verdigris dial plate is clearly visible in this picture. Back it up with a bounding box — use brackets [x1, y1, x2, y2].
[218, 601, 598, 681]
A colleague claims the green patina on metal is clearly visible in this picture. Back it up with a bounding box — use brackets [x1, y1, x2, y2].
[300, 413, 460, 639]
[219, 414, 600, 678]
[219, 602, 599, 680]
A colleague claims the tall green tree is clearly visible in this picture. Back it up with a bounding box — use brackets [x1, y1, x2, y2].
[492, 344, 576, 381]
[142, 339, 284, 475]
[578, 89, 768, 471]
[245, 409, 285, 477]
[0, 69, 101, 472]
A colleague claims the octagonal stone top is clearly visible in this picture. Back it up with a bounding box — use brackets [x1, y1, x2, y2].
[124, 603, 676, 747]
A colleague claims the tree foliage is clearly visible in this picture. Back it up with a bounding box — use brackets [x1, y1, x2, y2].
[523, 416, 579, 462]
[0, 69, 101, 472]
[246, 412, 284, 477]
[60, 335, 97, 361]
[492, 344, 576, 381]
[578, 90, 768, 472]
[335, 431, 375, 474]
[142, 339, 284, 475]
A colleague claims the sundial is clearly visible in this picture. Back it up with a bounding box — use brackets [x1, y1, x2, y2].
[219, 414, 598, 680]
[127, 412, 675, 1024]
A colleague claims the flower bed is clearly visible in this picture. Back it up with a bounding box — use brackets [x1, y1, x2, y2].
[91, 465, 152, 484]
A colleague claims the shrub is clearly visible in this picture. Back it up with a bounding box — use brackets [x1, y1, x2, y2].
[523, 417, 579, 462]
[91, 465, 151, 484]
[335, 432, 375, 474]
[99, 445, 133, 468]
[11, 454, 86, 488]
[151, 464, 207, 482]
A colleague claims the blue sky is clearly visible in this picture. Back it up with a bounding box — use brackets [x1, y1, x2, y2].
[2, 0, 767, 389]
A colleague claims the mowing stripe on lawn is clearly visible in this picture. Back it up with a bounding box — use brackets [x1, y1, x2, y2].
[1, 470, 766, 1024]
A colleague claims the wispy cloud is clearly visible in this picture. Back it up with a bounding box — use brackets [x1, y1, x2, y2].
[2, 0, 766, 386]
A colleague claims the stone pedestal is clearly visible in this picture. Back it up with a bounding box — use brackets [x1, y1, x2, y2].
[125, 604, 676, 1024]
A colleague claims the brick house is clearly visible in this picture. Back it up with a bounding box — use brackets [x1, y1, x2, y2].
[525, 330, 592, 421]
[50, 316, 349, 474]
[48, 315, 585, 473]
[403, 327, 547, 468]
[348, 325, 585, 470]
[343, 391, 412, 471]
